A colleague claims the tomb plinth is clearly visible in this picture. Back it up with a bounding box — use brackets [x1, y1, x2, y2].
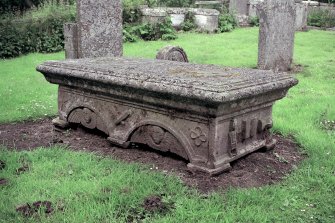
[37, 57, 298, 175]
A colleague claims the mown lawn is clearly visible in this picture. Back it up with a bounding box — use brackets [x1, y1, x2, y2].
[0, 28, 334, 222]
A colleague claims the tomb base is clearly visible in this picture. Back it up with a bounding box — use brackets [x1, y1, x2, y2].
[37, 57, 298, 175]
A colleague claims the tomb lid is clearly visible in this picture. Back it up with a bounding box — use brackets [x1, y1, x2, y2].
[37, 57, 298, 104]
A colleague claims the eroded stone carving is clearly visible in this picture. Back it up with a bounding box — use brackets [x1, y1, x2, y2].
[130, 124, 189, 160]
[156, 46, 189, 63]
[37, 57, 298, 175]
[67, 107, 108, 134]
[190, 127, 207, 147]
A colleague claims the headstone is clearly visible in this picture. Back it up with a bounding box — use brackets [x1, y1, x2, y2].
[257, 0, 296, 72]
[229, 0, 249, 15]
[295, 2, 308, 31]
[249, 0, 263, 17]
[64, 23, 78, 59]
[76, 0, 123, 58]
[156, 46, 189, 62]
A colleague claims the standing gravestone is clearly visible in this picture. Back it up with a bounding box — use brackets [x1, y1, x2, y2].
[229, 0, 249, 15]
[64, 0, 123, 59]
[77, 0, 123, 58]
[295, 1, 308, 31]
[64, 23, 78, 59]
[257, 0, 296, 72]
[156, 46, 189, 62]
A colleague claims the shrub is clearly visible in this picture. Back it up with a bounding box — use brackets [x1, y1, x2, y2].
[123, 28, 138, 43]
[122, 0, 145, 24]
[308, 9, 335, 28]
[249, 16, 259, 27]
[0, 0, 179, 58]
[180, 12, 196, 31]
[0, 0, 75, 13]
[123, 17, 177, 42]
[218, 10, 238, 32]
[0, 2, 75, 58]
[156, 0, 193, 7]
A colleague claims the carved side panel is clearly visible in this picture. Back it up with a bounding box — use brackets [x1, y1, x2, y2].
[67, 107, 108, 133]
[130, 125, 189, 160]
[215, 106, 273, 161]
[58, 86, 209, 165]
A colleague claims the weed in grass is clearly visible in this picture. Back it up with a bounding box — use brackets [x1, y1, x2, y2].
[320, 119, 335, 131]
[0, 159, 5, 169]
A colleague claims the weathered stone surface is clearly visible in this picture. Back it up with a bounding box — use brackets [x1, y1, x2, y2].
[170, 14, 185, 29]
[76, 0, 123, 58]
[37, 57, 298, 174]
[190, 8, 220, 32]
[64, 23, 78, 59]
[295, 2, 308, 31]
[249, 0, 262, 17]
[229, 0, 249, 15]
[141, 8, 168, 24]
[257, 0, 296, 72]
[156, 46, 189, 63]
[140, 7, 219, 32]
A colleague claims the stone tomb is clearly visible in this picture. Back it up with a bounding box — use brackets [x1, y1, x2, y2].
[37, 57, 297, 175]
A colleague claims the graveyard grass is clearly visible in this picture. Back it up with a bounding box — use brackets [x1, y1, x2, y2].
[0, 28, 334, 222]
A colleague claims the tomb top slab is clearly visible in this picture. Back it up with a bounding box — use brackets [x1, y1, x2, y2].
[37, 57, 297, 104]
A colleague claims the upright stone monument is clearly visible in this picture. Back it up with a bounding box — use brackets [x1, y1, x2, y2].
[64, 0, 123, 59]
[295, 1, 308, 31]
[229, 0, 250, 26]
[257, 0, 296, 72]
[64, 23, 78, 59]
[229, 0, 249, 15]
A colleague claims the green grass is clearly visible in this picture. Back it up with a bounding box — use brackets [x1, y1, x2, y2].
[0, 52, 62, 122]
[1, 28, 335, 222]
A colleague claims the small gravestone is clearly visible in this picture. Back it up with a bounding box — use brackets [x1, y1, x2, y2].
[257, 0, 296, 72]
[156, 46, 189, 62]
[75, 0, 123, 58]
